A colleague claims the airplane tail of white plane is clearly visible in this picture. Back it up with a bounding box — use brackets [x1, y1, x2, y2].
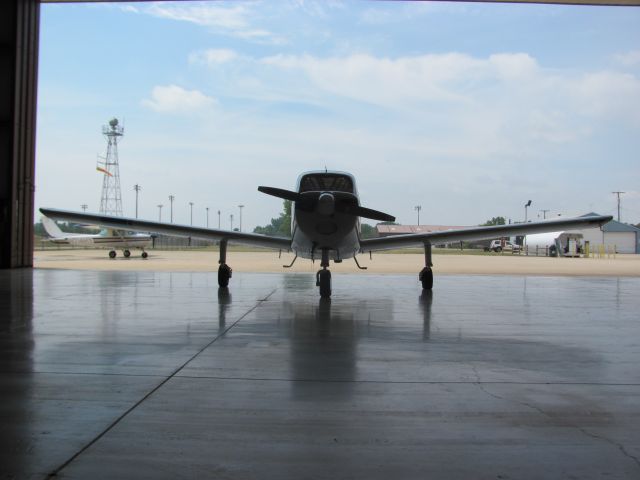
[41, 215, 66, 238]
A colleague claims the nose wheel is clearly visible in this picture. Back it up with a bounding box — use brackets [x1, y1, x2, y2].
[316, 248, 332, 297]
[316, 268, 332, 298]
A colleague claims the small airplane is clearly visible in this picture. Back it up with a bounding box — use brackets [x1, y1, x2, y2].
[40, 215, 152, 259]
[41, 170, 612, 297]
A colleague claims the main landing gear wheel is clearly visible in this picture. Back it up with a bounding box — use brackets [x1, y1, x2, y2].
[316, 269, 332, 298]
[109, 250, 116, 259]
[141, 251, 148, 259]
[218, 264, 232, 288]
[419, 266, 433, 290]
[123, 250, 131, 258]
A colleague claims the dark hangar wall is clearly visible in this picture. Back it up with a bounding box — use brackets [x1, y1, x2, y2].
[0, 0, 39, 268]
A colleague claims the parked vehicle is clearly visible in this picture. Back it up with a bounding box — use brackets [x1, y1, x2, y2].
[487, 239, 521, 253]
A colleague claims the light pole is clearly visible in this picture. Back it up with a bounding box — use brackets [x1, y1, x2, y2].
[189, 202, 194, 226]
[230, 213, 234, 231]
[133, 184, 142, 218]
[168, 195, 175, 223]
[81, 204, 88, 212]
[157, 204, 163, 222]
[540, 209, 549, 219]
[206, 207, 209, 228]
[414, 205, 422, 226]
[524, 200, 532, 223]
[238, 204, 244, 232]
[217, 210, 221, 229]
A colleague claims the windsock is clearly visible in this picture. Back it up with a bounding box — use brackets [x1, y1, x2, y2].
[96, 166, 113, 177]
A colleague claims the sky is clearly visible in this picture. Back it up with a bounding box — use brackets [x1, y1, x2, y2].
[35, 1, 640, 231]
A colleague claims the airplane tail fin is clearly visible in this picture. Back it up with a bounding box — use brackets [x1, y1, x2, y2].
[41, 216, 65, 238]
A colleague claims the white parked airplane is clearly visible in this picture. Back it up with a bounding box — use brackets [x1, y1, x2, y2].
[41, 215, 152, 259]
[41, 170, 612, 297]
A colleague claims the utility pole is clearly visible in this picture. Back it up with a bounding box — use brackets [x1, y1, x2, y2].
[612, 191, 625, 222]
[217, 210, 221, 229]
[414, 205, 422, 226]
[206, 207, 209, 228]
[157, 204, 163, 222]
[189, 202, 194, 226]
[81, 204, 88, 212]
[133, 184, 141, 218]
[238, 205, 244, 232]
[168, 195, 175, 223]
[540, 209, 549, 219]
[230, 213, 234, 231]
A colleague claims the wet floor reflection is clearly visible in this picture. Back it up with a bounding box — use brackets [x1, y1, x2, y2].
[288, 297, 357, 399]
[0, 270, 34, 479]
[419, 290, 433, 341]
[217, 287, 232, 328]
[2, 270, 640, 479]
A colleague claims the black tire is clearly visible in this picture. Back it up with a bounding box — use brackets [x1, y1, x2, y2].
[318, 269, 331, 298]
[549, 246, 557, 257]
[218, 264, 232, 288]
[109, 250, 116, 259]
[123, 250, 131, 258]
[495, 246, 502, 253]
[141, 252, 148, 259]
[420, 267, 433, 290]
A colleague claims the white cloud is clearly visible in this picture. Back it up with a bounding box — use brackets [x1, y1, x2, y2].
[261, 53, 487, 106]
[147, 2, 248, 29]
[137, 2, 284, 44]
[142, 85, 216, 113]
[189, 48, 238, 66]
[573, 71, 640, 122]
[260, 52, 546, 110]
[119, 5, 139, 14]
[488, 53, 539, 80]
[613, 50, 640, 67]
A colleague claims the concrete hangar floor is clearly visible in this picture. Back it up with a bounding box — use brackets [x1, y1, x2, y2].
[1, 269, 639, 479]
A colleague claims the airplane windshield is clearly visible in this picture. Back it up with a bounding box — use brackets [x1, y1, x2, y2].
[299, 174, 353, 193]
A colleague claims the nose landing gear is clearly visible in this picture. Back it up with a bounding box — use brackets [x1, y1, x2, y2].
[316, 249, 332, 298]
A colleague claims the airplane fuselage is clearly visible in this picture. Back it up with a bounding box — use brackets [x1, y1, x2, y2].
[48, 234, 152, 249]
[290, 171, 362, 261]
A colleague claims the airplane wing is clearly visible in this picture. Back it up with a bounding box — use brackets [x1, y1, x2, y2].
[40, 208, 292, 251]
[359, 215, 612, 252]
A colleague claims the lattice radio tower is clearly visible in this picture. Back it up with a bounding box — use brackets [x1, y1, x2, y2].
[97, 118, 124, 216]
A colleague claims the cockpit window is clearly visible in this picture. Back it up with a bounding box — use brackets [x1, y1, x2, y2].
[299, 174, 353, 193]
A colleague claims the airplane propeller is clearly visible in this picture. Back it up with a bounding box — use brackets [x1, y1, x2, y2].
[257, 186, 396, 223]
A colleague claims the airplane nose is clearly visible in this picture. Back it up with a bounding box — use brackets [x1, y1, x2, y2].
[316, 193, 335, 216]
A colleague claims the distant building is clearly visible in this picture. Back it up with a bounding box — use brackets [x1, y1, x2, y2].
[567, 213, 640, 254]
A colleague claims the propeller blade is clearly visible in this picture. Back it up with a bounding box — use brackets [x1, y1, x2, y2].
[257, 186, 303, 202]
[341, 205, 396, 222]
